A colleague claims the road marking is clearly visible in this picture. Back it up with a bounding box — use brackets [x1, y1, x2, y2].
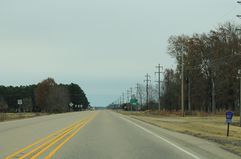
[32, 113, 97, 159]
[19, 119, 88, 159]
[4, 118, 85, 159]
[30, 121, 85, 159]
[44, 113, 97, 159]
[120, 116, 201, 159]
[4, 113, 97, 159]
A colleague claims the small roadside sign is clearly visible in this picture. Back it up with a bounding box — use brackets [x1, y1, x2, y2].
[226, 111, 234, 123]
[238, 69, 241, 75]
[17, 99, 23, 105]
[69, 102, 74, 107]
[226, 111, 234, 137]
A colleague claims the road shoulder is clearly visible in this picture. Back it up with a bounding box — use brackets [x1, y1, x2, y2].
[114, 111, 241, 159]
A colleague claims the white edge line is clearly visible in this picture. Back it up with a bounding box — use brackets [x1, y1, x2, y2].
[119, 116, 201, 159]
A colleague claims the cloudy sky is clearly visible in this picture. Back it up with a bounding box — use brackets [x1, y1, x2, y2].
[0, 0, 239, 106]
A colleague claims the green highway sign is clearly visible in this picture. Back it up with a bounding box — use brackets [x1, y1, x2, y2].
[130, 98, 138, 105]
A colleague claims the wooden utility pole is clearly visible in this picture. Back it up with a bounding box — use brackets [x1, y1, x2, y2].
[238, 69, 241, 127]
[130, 87, 133, 111]
[144, 74, 151, 110]
[240, 76, 241, 127]
[136, 83, 143, 109]
[126, 90, 130, 103]
[181, 49, 185, 117]
[155, 64, 163, 111]
[135, 83, 139, 100]
[122, 92, 125, 104]
[130, 87, 133, 98]
[188, 76, 191, 112]
[236, 1, 241, 126]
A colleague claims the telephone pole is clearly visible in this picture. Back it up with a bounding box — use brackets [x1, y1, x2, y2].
[126, 90, 130, 103]
[236, 2, 241, 126]
[240, 74, 241, 127]
[136, 83, 143, 109]
[155, 64, 163, 111]
[130, 87, 133, 98]
[135, 83, 139, 109]
[130, 87, 133, 111]
[122, 92, 125, 104]
[181, 48, 185, 117]
[119, 97, 121, 108]
[144, 74, 151, 110]
[136, 83, 139, 99]
[238, 69, 241, 127]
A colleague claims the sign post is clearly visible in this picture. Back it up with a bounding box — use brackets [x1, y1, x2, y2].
[17, 99, 23, 112]
[69, 102, 74, 112]
[226, 111, 234, 137]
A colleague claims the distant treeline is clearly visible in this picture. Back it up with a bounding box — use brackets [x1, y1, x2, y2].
[0, 78, 89, 113]
[163, 22, 241, 113]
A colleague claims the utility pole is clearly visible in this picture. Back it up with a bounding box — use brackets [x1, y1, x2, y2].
[236, 2, 241, 125]
[187, 70, 191, 112]
[119, 97, 121, 109]
[240, 74, 241, 127]
[136, 83, 139, 110]
[122, 92, 125, 104]
[127, 90, 130, 103]
[186, 40, 191, 112]
[130, 87, 133, 111]
[144, 74, 151, 110]
[238, 69, 241, 127]
[136, 83, 143, 109]
[181, 48, 185, 117]
[136, 83, 139, 99]
[130, 87, 133, 98]
[235, 2, 241, 126]
[155, 64, 163, 111]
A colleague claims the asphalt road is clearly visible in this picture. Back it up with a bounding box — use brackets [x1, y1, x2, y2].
[0, 110, 240, 159]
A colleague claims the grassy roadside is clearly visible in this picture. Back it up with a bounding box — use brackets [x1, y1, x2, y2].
[0, 112, 49, 122]
[118, 110, 241, 156]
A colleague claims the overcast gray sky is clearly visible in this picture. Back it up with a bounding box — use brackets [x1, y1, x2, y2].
[0, 0, 239, 106]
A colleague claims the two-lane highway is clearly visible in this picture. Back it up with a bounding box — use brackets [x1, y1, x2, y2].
[0, 110, 240, 159]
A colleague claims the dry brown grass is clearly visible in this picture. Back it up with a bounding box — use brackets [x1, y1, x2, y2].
[0, 112, 48, 122]
[118, 110, 241, 156]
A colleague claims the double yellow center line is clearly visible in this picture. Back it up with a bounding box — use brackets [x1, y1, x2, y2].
[4, 112, 97, 159]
